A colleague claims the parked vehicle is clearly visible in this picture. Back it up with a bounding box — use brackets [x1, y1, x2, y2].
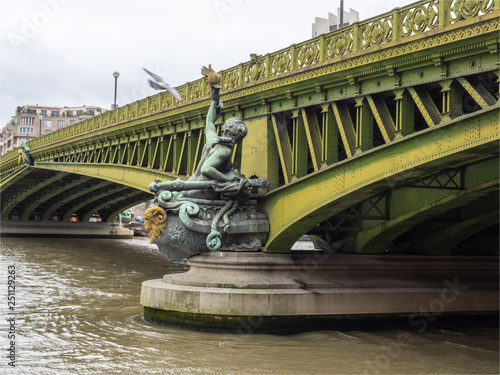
[89, 215, 102, 222]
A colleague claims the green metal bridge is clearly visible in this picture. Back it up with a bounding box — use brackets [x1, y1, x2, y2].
[1, 0, 498, 255]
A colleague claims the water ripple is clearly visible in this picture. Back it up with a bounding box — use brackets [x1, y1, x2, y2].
[1, 237, 497, 375]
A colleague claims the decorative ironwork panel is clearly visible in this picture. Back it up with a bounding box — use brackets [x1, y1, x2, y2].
[222, 66, 240, 90]
[448, 0, 495, 21]
[270, 50, 292, 75]
[361, 16, 393, 48]
[189, 80, 204, 101]
[326, 29, 354, 59]
[401, 1, 439, 37]
[297, 41, 321, 68]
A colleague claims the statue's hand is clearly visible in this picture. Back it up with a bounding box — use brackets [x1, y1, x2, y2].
[201, 64, 221, 85]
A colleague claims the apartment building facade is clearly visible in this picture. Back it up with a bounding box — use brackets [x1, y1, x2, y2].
[0, 104, 106, 156]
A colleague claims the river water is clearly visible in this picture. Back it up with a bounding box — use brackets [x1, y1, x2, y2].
[0, 237, 497, 375]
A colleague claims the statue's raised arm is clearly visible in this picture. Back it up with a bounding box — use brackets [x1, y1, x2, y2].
[144, 64, 269, 260]
[201, 65, 222, 144]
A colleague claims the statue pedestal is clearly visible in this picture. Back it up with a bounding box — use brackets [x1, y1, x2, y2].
[140, 251, 498, 333]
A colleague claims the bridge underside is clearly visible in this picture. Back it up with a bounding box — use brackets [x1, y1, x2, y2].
[1, 167, 153, 223]
[308, 161, 499, 256]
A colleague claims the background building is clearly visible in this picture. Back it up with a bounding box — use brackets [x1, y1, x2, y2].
[312, 8, 359, 37]
[0, 104, 106, 156]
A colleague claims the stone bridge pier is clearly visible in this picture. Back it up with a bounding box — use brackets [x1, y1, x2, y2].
[141, 251, 498, 333]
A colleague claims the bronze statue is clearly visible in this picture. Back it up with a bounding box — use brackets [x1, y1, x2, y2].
[144, 65, 269, 260]
[183, 65, 248, 201]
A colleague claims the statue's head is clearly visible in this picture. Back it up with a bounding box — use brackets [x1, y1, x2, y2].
[223, 117, 247, 142]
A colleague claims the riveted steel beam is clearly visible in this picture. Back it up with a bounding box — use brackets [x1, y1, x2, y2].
[457, 76, 497, 109]
[366, 95, 395, 143]
[440, 79, 464, 121]
[41, 180, 111, 221]
[345, 158, 498, 253]
[270, 113, 293, 184]
[301, 108, 322, 172]
[262, 105, 499, 252]
[320, 104, 338, 167]
[61, 184, 129, 222]
[291, 109, 308, 179]
[34, 162, 178, 192]
[175, 132, 187, 175]
[81, 189, 147, 222]
[1, 172, 69, 220]
[162, 136, 174, 172]
[407, 86, 441, 127]
[0, 167, 33, 191]
[21, 175, 93, 221]
[332, 102, 356, 157]
[354, 97, 374, 153]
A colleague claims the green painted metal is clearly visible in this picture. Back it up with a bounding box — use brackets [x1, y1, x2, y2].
[40, 179, 111, 221]
[261, 105, 499, 252]
[34, 162, 178, 192]
[1, 172, 69, 220]
[0, 0, 498, 255]
[59, 184, 129, 222]
[20, 175, 92, 221]
[343, 159, 499, 254]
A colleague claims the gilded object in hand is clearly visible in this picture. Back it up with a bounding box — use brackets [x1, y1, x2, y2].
[201, 64, 221, 85]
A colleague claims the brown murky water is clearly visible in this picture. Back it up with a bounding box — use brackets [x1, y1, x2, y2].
[0, 237, 498, 374]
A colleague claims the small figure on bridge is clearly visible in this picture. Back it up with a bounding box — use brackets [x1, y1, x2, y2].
[17, 141, 32, 167]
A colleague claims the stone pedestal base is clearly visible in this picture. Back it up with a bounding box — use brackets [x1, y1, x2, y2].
[140, 251, 499, 333]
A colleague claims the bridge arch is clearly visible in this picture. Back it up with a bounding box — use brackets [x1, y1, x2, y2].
[262, 106, 499, 253]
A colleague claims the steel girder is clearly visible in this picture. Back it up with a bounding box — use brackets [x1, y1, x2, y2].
[261, 105, 499, 252]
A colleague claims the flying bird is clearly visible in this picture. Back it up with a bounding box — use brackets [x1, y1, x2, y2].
[143, 68, 183, 102]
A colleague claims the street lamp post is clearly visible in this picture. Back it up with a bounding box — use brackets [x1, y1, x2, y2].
[339, 0, 344, 28]
[112, 71, 120, 109]
[39, 114, 43, 137]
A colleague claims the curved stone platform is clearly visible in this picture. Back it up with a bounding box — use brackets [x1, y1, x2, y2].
[140, 251, 499, 333]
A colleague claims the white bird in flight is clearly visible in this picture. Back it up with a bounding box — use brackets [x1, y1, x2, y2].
[143, 68, 183, 102]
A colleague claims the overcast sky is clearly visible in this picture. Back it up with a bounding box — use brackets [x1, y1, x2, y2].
[0, 0, 412, 128]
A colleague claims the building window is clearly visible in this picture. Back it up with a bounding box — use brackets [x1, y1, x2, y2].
[45, 120, 52, 128]
[66, 110, 73, 117]
[20, 127, 34, 133]
[69, 120, 75, 125]
[51, 110, 60, 117]
[22, 117, 33, 125]
[57, 120, 65, 128]
[45, 130, 52, 134]
[41, 109, 47, 116]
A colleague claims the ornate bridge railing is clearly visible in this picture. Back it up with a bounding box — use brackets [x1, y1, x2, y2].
[1, 0, 497, 167]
